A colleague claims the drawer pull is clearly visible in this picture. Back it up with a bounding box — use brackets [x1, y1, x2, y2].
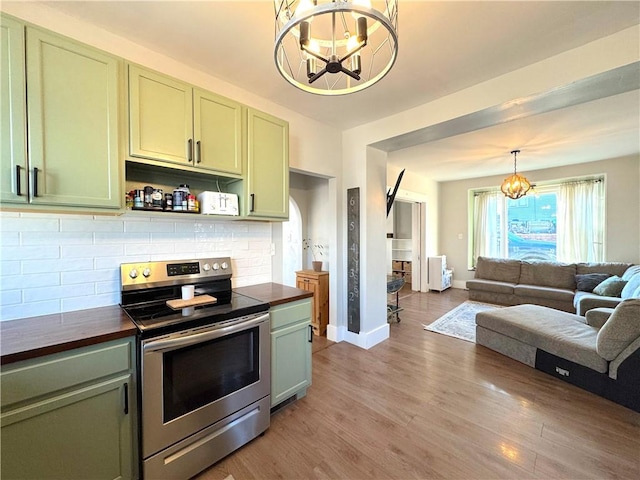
[123, 382, 129, 415]
[308, 325, 313, 343]
[250, 193, 255, 212]
[32, 167, 39, 197]
[15, 165, 22, 196]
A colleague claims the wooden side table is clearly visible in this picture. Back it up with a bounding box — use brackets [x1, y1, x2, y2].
[295, 270, 329, 336]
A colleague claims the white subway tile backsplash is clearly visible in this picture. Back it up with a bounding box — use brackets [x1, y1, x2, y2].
[1, 289, 22, 306]
[60, 218, 124, 232]
[22, 258, 94, 274]
[0, 216, 60, 232]
[23, 283, 95, 302]
[21, 232, 93, 245]
[62, 292, 120, 312]
[1, 300, 61, 321]
[62, 244, 124, 259]
[1, 213, 273, 321]
[0, 261, 21, 276]
[1, 245, 60, 260]
[8, 272, 60, 289]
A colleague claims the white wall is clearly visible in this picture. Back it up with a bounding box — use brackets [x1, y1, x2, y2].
[0, 212, 272, 321]
[439, 155, 640, 287]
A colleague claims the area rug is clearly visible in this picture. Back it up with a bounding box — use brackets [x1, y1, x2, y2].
[423, 301, 502, 343]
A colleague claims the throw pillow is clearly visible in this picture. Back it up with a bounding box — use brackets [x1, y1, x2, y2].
[593, 276, 628, 297]
[575, 273, 611, 292]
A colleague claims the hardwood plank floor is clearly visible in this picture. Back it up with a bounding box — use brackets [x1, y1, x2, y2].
[196, 288, 640, 480]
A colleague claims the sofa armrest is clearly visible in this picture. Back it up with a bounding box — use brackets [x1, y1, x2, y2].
[609, 336, 640, 381]
[577, 294, 621, 316]
[585, 308, 615, 328]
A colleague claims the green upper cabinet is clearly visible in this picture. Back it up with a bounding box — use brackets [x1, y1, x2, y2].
[0, 15, 27, 204]
[24, 27, 121, 209]
[128, 65, 243, 176]
[246, 108, 289, 219]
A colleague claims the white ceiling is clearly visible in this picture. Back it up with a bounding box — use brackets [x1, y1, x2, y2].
[27, 1, 640, 181]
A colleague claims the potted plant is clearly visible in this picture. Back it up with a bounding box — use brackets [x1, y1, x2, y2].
[303, 239, 325, 271]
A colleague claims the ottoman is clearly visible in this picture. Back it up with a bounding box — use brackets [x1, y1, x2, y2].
[475, 304, 606, 373]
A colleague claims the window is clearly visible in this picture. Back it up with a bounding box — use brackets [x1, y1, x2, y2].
[471, 177, 604, 266]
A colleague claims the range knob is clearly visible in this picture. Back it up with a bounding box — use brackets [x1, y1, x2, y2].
[212, 263, 220, 271]
[221, 262, 229, 270]
[129, 269, 138, 279]
[142, 268, 151, 278]
[203, 263, 211, 271]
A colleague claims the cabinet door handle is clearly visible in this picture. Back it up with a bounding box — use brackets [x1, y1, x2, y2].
[250, 193, 255, 212]
[196, 140, 202, 164]
[32, 167, 39, 197]
[15, 165, 22, 196]
[188, 139, 193, 162]
[308, 325, 313, 343]
[123, 382, 129, 415]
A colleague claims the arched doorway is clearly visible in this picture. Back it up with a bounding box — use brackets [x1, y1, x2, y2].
[282, 197, 303, 287]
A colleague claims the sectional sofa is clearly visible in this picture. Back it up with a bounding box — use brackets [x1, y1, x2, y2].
[466, 257, 640, 314]
[467, 257, 640, 412]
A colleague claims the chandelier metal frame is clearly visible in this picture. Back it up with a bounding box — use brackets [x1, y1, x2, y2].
[273, 0, 399, 95]
[501, 150, 532, 200]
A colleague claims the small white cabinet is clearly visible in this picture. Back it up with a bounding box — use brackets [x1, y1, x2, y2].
[428, 255, 452, 292]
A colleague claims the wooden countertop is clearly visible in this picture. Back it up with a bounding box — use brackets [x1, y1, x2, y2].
[235, 283, 313, 307]
[0, 283, 309, 366]
[1, 306, 137, 365]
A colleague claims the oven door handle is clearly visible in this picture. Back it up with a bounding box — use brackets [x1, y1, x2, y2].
[143, 312, 269, 353]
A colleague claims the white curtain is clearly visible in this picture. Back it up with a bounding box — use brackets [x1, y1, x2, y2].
[557, 179, 605, 263]
[473, 191, 503, 266]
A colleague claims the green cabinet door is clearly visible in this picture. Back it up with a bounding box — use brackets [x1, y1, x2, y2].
[194, 88, 243, 175]
[1, 375, 134, 480]
[0, 337, 136, 480]
[26, 28, 121, 208]
[270, 299, 312, 408]
[0, 15, 27, 203]
[128, 64, 193, 165]
[246, 108, 289, 219]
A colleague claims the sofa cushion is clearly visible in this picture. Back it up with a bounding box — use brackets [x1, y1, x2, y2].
[585, 308, 614, 329]
[466, 279, 515, 295]
[622, 265, 640, 281]
[575, 273, 611, 292]
[514, 285, 575, 302]
[621, 272, 640, 299]
[576, 262, 631, 277]
[596, 299, 640, 361]
[575, 292, 622, 316]
[475, 304, 606, 373]
[520, 261, 576, 290]
[593, 276, 627, 297]
[475, 257, 521, 283]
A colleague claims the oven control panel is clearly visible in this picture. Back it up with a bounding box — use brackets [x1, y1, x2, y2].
[120, 257, 232, 290]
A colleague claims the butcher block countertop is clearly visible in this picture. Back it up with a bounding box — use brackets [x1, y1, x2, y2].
[0, 306, 137, 365]
[1, 283, 311, 366]
[235, 282, 313, 306]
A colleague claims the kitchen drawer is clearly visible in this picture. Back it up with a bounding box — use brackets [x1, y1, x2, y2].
[270, 299, 312, 331]
[1, 338, 133, 408]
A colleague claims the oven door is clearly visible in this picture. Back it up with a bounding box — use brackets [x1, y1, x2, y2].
[141, 312, 270, 458]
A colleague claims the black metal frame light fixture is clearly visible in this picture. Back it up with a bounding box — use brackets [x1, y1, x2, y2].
[501, 150, 532, 200]
[274, 0, 398, 95]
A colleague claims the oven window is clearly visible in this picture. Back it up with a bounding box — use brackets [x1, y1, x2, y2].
[162, 327, 260, 422]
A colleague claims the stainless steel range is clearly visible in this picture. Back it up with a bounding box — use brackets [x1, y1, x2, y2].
[120, 257, 270, 480]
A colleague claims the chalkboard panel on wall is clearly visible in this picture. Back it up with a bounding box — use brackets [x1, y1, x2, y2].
[347, 187, 360, 333]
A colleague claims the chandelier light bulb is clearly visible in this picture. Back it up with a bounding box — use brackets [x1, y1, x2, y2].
[296, 0, 316, 19]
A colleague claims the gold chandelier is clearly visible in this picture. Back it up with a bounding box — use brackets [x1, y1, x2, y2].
[273, 0, 399, 95]
[501, 150, 532, 200]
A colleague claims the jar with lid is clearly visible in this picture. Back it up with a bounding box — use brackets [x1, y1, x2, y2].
[173, 184, 190, 211]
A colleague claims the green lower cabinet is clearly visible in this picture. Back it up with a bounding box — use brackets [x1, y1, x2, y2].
[0, 338, 137, 480]
[270, 299, 312, 408]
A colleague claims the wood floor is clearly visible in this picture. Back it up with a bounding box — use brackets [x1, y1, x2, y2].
[196, 288, 640, 480]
